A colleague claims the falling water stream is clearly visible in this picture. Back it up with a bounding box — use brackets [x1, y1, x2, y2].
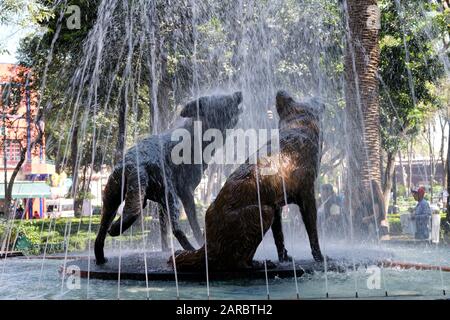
[1, 0, 450, 300]
[281, 170, 300, 299]
[190, 0, 210, 299]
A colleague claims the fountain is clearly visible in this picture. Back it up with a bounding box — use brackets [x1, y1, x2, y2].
[0, 0, 449, 300]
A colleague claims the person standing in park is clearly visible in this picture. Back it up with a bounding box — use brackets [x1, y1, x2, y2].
[411, 187, 431, 240]
[32, 210, 40, 219]
[15, 204, 25, 219]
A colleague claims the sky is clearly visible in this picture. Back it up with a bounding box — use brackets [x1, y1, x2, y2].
[0, 11, 34, 64]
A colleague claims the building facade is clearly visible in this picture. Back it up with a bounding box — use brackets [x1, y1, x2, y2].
[0, 63, 54, 218]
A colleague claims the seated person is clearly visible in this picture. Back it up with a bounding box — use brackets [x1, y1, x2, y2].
[355, 180, 388, 240]
[411, 187, 431, 240]
[318, 184, 345, 238]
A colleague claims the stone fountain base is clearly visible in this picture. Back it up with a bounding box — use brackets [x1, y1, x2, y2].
[0, 251, 23, 258]
[65, 251, 359, 282]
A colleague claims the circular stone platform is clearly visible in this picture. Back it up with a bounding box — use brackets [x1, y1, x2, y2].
[64, 251, 362, 282]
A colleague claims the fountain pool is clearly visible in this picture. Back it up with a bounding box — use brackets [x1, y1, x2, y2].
[1, 237, 448, 300]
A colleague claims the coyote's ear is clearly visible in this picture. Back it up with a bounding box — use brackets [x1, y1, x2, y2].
[233, 91, 243, 104]
[275, 90, 295, 116]
[180, 98, 204, 118]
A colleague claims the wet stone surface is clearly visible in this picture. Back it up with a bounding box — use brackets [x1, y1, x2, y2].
[65, 251, 375, 282]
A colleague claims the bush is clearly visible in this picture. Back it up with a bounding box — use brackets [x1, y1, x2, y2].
[0, 216, 167, 255]
[387, 214, 401, 234]
[0, 217, 100, 255]
[397, 185, 407, 198]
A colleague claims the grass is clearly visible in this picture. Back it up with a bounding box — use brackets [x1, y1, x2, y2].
[0, 216, 167, 255]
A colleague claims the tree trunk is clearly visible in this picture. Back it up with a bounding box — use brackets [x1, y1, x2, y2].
[443, 0, 450, 10]
[55, 155, 62, 175]
[407, 139, 413, 192]
[443, 146, 448, 191]
[380, 152, 385, 186]
[115, 92, 127, 165]
[439, 114, 447, 187]
[4, 151, 26, 218]
[74, 163, 89, 217]
[157, 51, 173, 129]
[398, 150, 407, 190]
[446, 118, 450, 225]
[382, 151, 396, 215]
[427, 124, 435, 203]
[148, 23, 174, 133]
[344, 0, 384, 238]
[70, 124, 81, 215]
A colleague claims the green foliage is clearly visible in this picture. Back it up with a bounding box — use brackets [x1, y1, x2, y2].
[379, 0, 447, 155]
[396, 184, 408, 197]
[0, 0, 53, 25]
[75, 190, 95, 200]
[16, 0, 165, 177]
[388, 214, 402, 234]
[0, 216, 156, 255]
[0, 0, 53, 53]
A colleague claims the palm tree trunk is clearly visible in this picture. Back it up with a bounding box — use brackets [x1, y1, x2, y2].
[115, 91, 127, 165]
[343, 0, 384, 237]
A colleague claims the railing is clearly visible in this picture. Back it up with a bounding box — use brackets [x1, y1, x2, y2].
[0, 159, 22, 168]
[0, 158, 55, 170]
[24, 159, 54, 165]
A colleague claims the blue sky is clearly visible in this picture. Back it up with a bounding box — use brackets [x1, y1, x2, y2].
[0, 25, 33, 63]
[0, 10, 34, 64]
